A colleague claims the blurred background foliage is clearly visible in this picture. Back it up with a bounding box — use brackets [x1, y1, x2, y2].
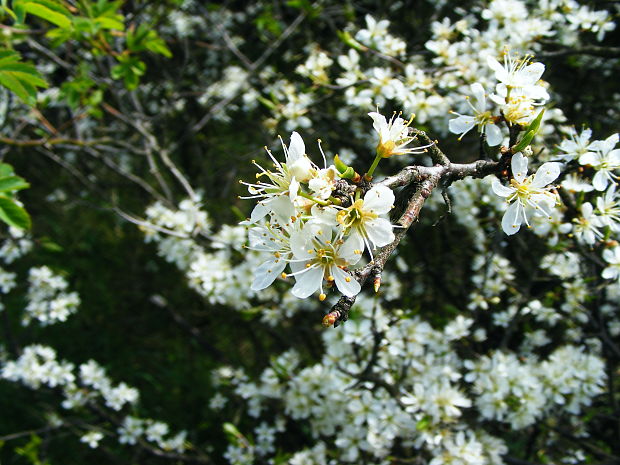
[0, 0, 618, 463]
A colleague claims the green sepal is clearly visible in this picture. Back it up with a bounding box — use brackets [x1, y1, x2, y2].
[339, 167, 356, 179]
[333, 154, 348, 173]
[416, 415, 432, 431]
[255, 95, 276, 110]
[222, 423, 247, 446]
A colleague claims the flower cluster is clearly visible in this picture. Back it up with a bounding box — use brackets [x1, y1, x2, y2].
[23, 266, 80, 326]
[242, 124, 400, 300]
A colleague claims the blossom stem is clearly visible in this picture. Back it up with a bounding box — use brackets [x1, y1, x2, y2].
[298, 191, 330, 206]
[365, 153, 383, 179]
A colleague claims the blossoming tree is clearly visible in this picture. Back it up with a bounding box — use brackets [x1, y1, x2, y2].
[0, 1, 619, 465]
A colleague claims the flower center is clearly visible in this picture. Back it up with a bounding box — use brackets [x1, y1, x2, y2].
[336, 199, 378, 233]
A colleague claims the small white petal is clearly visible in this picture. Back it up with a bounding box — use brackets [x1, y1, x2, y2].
[364, 218, 394, 248]
[470, 83, 486, 107]
[492, 179, 514, 197]
[593, 171, 609, 191]
[291, 266, 324, 298]
[449, 116, 476, 137]
[579, 152, 598, 166]
[531, 162, 561, 188]
[339, 234, 364, 265]
[287, 132, 305, 163]
[487, 56, 506, 81]
[363, 185, 395, 215]
[332, 266, 361, 297]
[502, 201, 522, 235]
[251, 259, 287, 291]
[485, 123, 503, 146]
[511, 153, 528, 183]
[250, 202, 270, 223]
[518, 62, 545, 86]
[368, 112, 387, 136]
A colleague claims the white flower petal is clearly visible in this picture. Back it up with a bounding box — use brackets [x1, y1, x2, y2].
[363, 185, 394, 215]
[339, 234, 364, 265]
[502, 201, 523, 235]
[250, 202, 270, 223]
[364, 218, 394, 248]
[290, 231, 314, 260]
[518, 62, 545, 86]
[487, 56, 506, 81]
[249, 227, 279, 251]
[368, 112, 387, 136]
[470, 83, 486, 107]
[485, 123, 503, 146]
[492, 179, 514, 198]
[269, 196, 296, 225]
[291, 266, 324, 298]
[332, 266, 361, 297]
[511, 153, 528, 182]
[579, 152, 599, 166]
[287, 131, 305, 163]
[448, 116, 476, 137]
[532, 162, 561, 188]
[593, 171, 609, 191]
[251, 259, 287, 291]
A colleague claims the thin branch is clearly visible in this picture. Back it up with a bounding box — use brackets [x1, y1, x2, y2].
[190, 12, 306, 134]
[538, 44, 620, 59]
[327, 155, 500, 326]
[102, 103, 174, 202]
[0, 424, 63, 442]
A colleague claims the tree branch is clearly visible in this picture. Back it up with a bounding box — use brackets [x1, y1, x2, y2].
[326, 156, 500, 326]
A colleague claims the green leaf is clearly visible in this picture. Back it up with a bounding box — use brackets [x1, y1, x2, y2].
[416, 415, 432, 431]
[0, 195, 31, 229]
[94, 15, 123, 31]
[22, 1, 72, 28]
[0, 163, 15, 177]
[0, 49, 48, 104]
[0, 176, 29, 192]
[126, 25, 171, 58]
[525, 108, 545, 134]
[1, 4, 17, 21]
[511, 130, 536, 153]
[0, 70, 33, 103]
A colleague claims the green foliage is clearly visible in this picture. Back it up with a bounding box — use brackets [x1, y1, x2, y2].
[111, 53, 146, 90]
[126, 23, 172, 58]
[59, 64, 104, 117]
[512, 109, 545, 152]
[0, 163, 30, 229]
[12, 0, 72, 29]
[0, 49, 48, 105]
[3, 0, 170, 98]
[14, 435, 50, 465]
